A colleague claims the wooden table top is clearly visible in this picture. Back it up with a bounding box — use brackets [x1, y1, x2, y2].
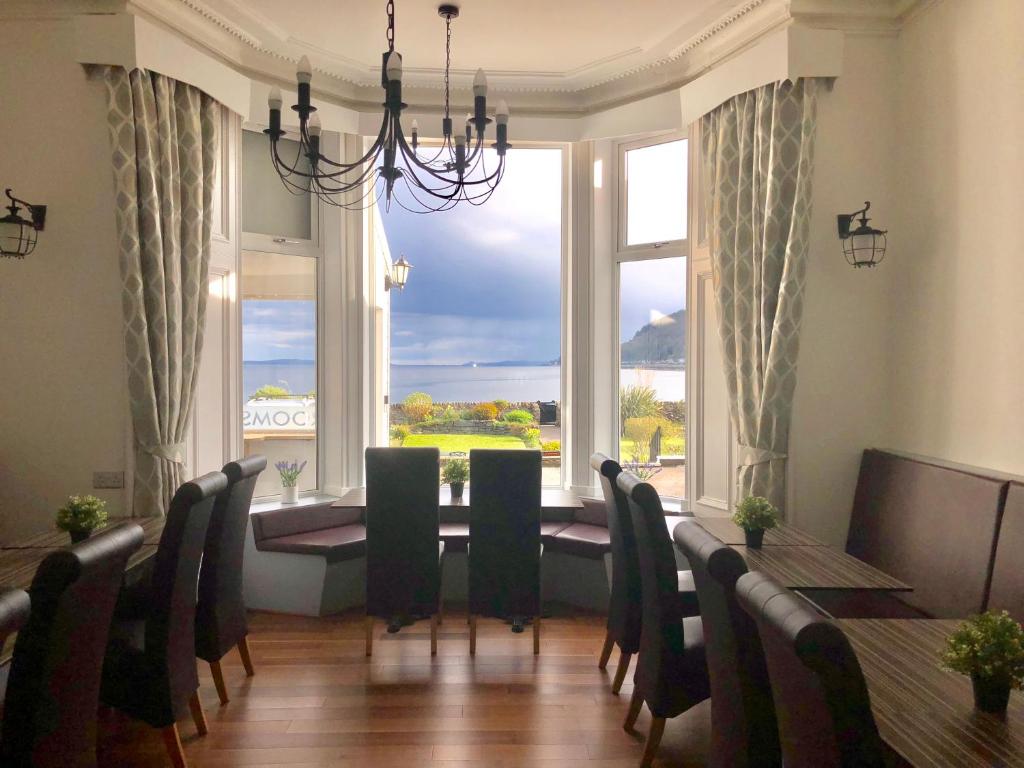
[332, 486, 584, 510]
[732, 544, 911, 591]
[693, 517, 825, 546]
[0, 517, 163, 591]
[841, 619, 1024, 767]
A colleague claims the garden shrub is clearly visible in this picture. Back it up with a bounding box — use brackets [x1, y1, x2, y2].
[471, 402, 499, 421]
[403, 392, 434, 423]
[493, 399, 510, 413]
[624, 416, 680, 463]
[523, 428, 541, 447]
[541, 440, 560, 452]
[619, 384, 660, 435]
[459, 408, 476, 420]
[500, 409, 534, 424]
[390, 424, 410, 442]
[506, 423, 529, 438]
[252, 384, 290, 399]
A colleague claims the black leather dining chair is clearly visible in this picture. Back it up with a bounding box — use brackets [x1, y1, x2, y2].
[468, 449, 542, 655]
[736, 571, 890, 768]
[364, 447, 442, 656]
[618, 470, 710, 768]
[196, 455, 266, 705]
[101, 471, 226, 768]
[591, 452, 699, 694]
[0, 588, 30, 655]
[674, 522, 781, 768]
[2, 523, 144, 768]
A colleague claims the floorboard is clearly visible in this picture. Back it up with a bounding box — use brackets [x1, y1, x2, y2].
[97, 606, 710, 767]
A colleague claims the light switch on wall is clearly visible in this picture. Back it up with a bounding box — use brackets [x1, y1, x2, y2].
[92, 471, 125, 489]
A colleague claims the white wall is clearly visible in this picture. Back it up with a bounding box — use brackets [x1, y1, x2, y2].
[786, 35, 899, 545]
[886, 0, 1024, 476]
[0, 19, 129, 540]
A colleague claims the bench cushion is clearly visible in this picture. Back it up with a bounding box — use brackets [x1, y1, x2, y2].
[251, 503, 363, 542]
[847, 449, 1008, 618]
[547, 523, 611, 559]
[574, 497, 608, 527]
[987, 483, 1024, 622]
[256, 523, 367, 563]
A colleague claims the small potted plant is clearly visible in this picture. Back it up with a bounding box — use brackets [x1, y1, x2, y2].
[732, 495, 779, 549]
[442, 458, 469, 500]
[275, 459, 307, 504]
[941, 610, 1024, 714]
[56, 495, 108, 543]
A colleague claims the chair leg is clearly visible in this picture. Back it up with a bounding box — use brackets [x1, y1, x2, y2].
[640, 717, 666, 768]
[188, 691, 208, 736]
[209, 660, 229, 705]
[533, 615, 541, 655]
[469, 615, 477, 656]
[612, 651, 632, 694]
[237, 635, 255, 677]
[598, 630, 615, 669]
[624, 687, 644, 731]
[161, 724, 188, 768]
[365, 616, 374, 657]
[430, 613, 439, 656]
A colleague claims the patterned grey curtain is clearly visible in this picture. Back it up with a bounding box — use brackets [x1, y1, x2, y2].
[103, 68, 220, 516]
[700, 79, 820, 512]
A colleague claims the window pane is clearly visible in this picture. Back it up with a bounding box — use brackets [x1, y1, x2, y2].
[242, 131, 312, 240]
[619, 257, 686, 499]
[241, 250, 317, 497]
[625, 139, 687, 246]
[379, 147, 564, 486]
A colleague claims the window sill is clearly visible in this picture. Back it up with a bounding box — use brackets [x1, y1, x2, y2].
[250, 493, 341, 515]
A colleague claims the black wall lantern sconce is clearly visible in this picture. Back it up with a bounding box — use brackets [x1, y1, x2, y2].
[838, 201, 887, 268]
[384, 255, 412, 291]
[0, 189, 47, 259]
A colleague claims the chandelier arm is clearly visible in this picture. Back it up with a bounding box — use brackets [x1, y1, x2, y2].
[396, 133, 475, 184]
[306, 118, 389, 172]
[308, 165, 379, 196]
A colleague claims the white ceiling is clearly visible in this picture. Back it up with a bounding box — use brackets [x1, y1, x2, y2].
[188, 0, 754, 91]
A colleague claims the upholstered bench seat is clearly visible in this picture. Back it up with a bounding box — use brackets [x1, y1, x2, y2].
[256, 524, 367, 562]
[547, 522, 611, 559]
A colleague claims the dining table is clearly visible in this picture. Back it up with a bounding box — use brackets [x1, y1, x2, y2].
[678, 516, 912, 592]
[841, 618, 1024, 767]
[331, 486, 584, 512]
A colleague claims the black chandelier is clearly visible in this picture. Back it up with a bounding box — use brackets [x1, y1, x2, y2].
[266, 1, 510, 213]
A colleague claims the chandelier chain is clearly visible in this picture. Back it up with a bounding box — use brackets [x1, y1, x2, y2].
[386, 0, 395, 51]
[443, 16, 452, 118]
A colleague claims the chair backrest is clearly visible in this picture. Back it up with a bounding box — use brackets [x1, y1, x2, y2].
[674, 523, 780, 768]
[365, 447, 441, 618]
[618, 470, 692, 717]
[3, 524, 144, 767]
[736, 571, 887, 768]
[469, 449, 542, 618]
[0, 588, 30, 656]
[147, 471, 226, 712]
[196, 455, 266, 662]
[847, 449, 1007, 617]
[591, 452, 642, 654]
[988, 482, 1024, 622]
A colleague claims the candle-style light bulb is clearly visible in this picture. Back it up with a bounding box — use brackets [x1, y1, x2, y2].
[473, 68, 488, 98]
[268, 86, 282, 110]
[297, 55, 312, 84]
[386, 51, 403, 82]
[308, 113, 322, 136]
[496, 99, 510, 125]
[411, 119, 419, 133]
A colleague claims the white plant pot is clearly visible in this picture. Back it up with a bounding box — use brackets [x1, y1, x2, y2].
[281, 485, 299, 504]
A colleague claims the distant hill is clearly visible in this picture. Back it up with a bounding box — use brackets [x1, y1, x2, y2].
[460, 359, 560, 368]
[621, 309, 685, 366]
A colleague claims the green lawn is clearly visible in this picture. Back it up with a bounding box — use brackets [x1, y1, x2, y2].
[619, 435, 686, 459]
[400, 433, 530, 453]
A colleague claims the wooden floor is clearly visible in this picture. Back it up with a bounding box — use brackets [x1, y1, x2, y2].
[97, 607, 711, 767]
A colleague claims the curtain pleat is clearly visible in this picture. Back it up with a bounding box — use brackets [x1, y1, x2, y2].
[700, 79, 820, 512]
[103, 67, 220, 516]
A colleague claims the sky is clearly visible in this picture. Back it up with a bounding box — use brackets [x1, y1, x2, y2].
[241, 145, 688, 366]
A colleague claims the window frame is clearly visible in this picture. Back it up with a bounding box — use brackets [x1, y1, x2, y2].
[239, 124, 326, 500]
[371, 140, 572, 488]
[613, 132, 690, 262]
[613, 132, 691, 505]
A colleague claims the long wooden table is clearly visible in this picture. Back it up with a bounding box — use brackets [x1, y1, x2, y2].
[842, 619, 1024, 767]
[683, 517, 911, 592]
[332, 486, 584, 511]
[0, 517, 164, 590]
